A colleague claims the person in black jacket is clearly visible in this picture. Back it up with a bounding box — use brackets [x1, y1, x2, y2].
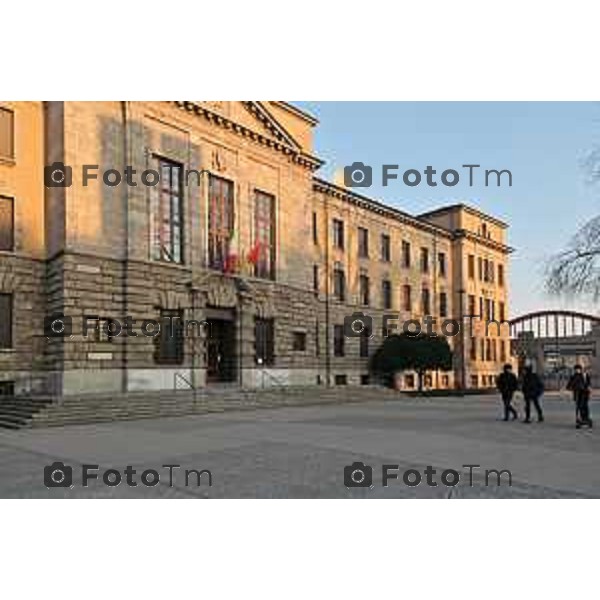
[521, 365, 544, 423]
[496, 363, 519, 421]
[567, 364, 593, 429]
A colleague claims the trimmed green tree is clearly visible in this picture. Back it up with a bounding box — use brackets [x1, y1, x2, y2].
[369, 333, 453, 391]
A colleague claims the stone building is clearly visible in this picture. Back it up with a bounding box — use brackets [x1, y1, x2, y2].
[0, 101, 512, 398]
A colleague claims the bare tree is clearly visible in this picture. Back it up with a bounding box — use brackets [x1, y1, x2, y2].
[546, 146, 600, 299]
[546, 215, 600, 299]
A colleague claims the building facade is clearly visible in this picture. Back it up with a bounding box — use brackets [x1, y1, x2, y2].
[0, 101, 512, 397]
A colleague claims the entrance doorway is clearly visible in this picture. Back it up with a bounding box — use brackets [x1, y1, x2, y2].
[205, 312, 237, 383]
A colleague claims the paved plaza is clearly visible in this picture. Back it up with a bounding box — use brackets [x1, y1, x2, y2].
[0, 392, 598, 498]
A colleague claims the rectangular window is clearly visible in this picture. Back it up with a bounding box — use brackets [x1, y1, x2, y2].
[313, 265, 319, 295]
[499, 301, 506, 322]
[0, 196, 14, 251]
[471, 375, 479, 388]
[333, 324, 345, 357]
[359, 273, 370, 306]
[152, 159, 184, 263]
[421, 287, 431, 314]
[500, 339, 506, 362]
[381, 234, 391, 262]
[333, 219, 344, 250]
[255, 317, 275, 366]
[0, 381, 15, 398]
[498, 264, 505, 287]
[403, 284, 412, 311]
[470, 337, 477, 360]
[478, 257, 483, 281]
[292, 331, 307, 352]
[333, 266, 346, 302]
[438, 252, 446, 277]
[315, 319, 320, 357]
[484, 299, 490, 321]
[420, 248, 429, 273]
[402, 241, 411, 268]
[208, 175, 234, 270]
[153, 308, 184, 365]
[0, 293, 12, 349]
[335, 374, 348, 386]
[382, 279, 392, 310]
[405, 374, 415, 389]
[0, 107, 15, 160]
[489, 260, 495, 283]
[254, 189, 276, 280]
[358, 227, 369, 258]
[439, 292, 448, 317]
[468, 294, 476, 317]
[468, 254, 475, 279]
[312, 212, 318, 244]
[359, 331, 370, 358]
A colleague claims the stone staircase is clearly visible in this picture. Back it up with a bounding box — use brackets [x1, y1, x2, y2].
[0, 397, 56, 430]
[0, 385, 399, 429]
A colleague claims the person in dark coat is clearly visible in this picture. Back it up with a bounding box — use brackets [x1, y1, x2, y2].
[567, 364, 593, 429]
[521, 365, 544, 423]
[496, 363, 519, 421]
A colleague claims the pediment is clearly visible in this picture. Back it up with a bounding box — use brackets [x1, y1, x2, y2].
[194, 101, 301, 150]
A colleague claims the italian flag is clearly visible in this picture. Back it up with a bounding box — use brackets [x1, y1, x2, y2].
[247, 240, 261, 265]
[224, 228, 239, 273]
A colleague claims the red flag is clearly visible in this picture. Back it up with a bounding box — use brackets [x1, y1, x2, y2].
[247, 241, 261, 265]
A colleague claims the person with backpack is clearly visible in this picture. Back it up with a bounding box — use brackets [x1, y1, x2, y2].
[566, 364, 593, 429]
[521, 365, 544, 423]
[496, 363, 519, 421]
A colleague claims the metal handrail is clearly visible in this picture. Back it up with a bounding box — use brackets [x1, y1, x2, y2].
[174, 371, 195, 390]
[258, 368, 287, 389]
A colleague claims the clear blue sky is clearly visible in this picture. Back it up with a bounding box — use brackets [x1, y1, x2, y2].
[295, 102, 600, 317]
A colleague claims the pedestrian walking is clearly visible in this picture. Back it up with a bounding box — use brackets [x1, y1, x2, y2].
[566, 364, 593, 429]
[496, 363, 519, 421]
[521, 365, 544, 423]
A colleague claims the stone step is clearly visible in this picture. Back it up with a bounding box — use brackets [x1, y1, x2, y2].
[0, 405, 47, 419]
[0, 418, 24, 430]
[0, 412, 31, 427]
[1, 385, 399, 429]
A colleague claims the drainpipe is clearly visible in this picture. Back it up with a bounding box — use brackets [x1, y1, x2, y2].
[432, 230, 438, 389]
[121, 101, 130, 395]
[324, 193, 331, 387]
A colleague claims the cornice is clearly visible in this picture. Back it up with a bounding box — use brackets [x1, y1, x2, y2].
[419, 203, 509, 229]
[173, 101, 323, 171]
[453, 229, 514, 254]
[271, 101, 319, 126]
[313, 177, 453, 239]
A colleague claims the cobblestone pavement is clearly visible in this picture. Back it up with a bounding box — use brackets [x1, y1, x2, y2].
[0, 392, 598, 498]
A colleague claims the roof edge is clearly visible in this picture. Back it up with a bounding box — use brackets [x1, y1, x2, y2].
[418, 203, 509, 229]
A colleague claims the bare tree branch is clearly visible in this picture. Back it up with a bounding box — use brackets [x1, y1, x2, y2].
[546, 215, 600, 299]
